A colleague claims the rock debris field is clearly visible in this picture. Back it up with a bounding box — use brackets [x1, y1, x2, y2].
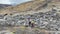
[0, 8, 60, 34]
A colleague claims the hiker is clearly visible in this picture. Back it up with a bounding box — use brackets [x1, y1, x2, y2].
[31, 21, 35, 28]
[28, 18, 31, 26]
[28, 18, 35, 28]
[29, 21, 31, 26]
[28, 20, 35, 28]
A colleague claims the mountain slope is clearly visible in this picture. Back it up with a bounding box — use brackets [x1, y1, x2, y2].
[0, 4, 11, 9]
[0, 0, 60, 15]
[0, 0, 48, 14]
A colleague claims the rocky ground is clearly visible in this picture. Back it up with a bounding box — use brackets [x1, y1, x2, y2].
[0, 6, 60, 34]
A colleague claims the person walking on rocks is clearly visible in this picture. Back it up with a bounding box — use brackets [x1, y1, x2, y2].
[28, 18, 32, 27]
[28, 18, 35, 28]
[31, 21, 35, 28]
[29, 21, 31, 27]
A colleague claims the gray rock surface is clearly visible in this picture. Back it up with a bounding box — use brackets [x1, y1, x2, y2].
[0, 7, 60, 34]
